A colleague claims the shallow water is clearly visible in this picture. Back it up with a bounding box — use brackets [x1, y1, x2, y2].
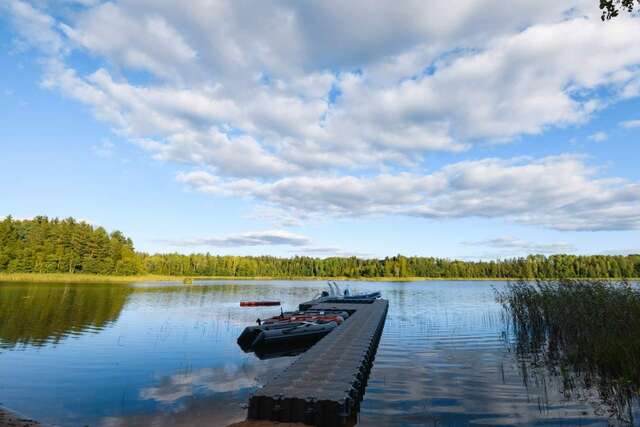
[0, 280, 637, 426]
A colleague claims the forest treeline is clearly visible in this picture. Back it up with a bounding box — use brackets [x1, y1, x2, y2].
[1, 216, 639, 279]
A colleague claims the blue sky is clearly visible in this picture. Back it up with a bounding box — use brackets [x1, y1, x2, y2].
[1, 0, 639, 259]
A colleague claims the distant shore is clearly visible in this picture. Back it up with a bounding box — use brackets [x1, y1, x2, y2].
[0, 272, 637, 284]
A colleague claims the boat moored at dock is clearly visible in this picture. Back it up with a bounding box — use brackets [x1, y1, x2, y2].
[236, 283, 388, 426]
[237, 284, 379, 354]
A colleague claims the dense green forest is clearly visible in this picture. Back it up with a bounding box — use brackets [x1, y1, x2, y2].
[1, 216, 639, 278]
[0, 216, 141, 275]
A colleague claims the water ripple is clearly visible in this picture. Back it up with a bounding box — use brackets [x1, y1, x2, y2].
[1, 280, 638, 426]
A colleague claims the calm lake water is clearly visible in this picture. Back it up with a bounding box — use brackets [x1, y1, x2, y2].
[0, 280, 637, 426]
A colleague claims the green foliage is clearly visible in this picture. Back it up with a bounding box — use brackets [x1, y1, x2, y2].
[139, 253, 640, 279]
[1, 216, 639, 279]
[600, 0, 639, 20]
[0, 216, 141, 275]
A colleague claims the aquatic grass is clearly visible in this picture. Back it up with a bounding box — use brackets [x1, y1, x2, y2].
[498, 280, 640, 423]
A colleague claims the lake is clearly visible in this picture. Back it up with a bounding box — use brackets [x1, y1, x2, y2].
[0, 280, 637, 426]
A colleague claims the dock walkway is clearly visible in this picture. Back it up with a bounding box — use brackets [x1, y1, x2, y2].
[247, 298, 389, 427]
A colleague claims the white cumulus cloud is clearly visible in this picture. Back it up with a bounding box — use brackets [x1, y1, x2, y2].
[177, 155, 640, 231]
[463, 237, 575, 255]
[166, 230, 311, 247]
[620, 119, 640, 129]
[5, 0, 640, 233]
[588, 131, 608, 142]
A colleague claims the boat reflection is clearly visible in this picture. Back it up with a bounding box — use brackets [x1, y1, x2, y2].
[251, 339, 319, 360]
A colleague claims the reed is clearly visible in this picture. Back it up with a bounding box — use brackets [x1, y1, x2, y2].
[498, 279, 640, 423]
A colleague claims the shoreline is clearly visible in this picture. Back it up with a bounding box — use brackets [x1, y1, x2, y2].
[0, 407, 41, 427]
[0, 273, 637, 284]
[227, 421, 307, 426]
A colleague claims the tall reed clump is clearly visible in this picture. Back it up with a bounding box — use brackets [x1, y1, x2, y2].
[497, 280, 640, 423]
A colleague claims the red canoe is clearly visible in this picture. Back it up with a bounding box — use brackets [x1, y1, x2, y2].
[240, 301, 281, 307]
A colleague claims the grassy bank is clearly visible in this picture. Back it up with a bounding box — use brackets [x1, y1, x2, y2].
[0, 273, 183, 283]
[0, 273, 538, 284]
[0, 272, 491, 283]
[1, 273, 638, 284]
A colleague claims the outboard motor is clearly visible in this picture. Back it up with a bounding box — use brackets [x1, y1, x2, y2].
[333, 281, 341, 295]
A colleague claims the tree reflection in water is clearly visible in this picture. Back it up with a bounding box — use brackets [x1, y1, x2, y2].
[0, 283, 133, 348]
[498, 280, 640, 424]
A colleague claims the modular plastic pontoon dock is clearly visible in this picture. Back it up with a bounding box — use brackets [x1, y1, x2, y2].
[246, 298, 389, 427]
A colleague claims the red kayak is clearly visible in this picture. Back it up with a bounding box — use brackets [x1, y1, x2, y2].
[240, 301, 281, 307]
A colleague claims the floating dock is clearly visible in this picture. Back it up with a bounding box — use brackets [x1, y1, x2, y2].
[247, 298, 389, 427]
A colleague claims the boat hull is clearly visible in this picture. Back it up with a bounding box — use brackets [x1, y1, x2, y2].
[252, 321, 338, 348]
[237, 321, 338, 352]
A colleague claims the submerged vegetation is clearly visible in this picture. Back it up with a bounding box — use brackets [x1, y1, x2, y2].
[498, 280, 640, 423]
[1, 216, 640, 279]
